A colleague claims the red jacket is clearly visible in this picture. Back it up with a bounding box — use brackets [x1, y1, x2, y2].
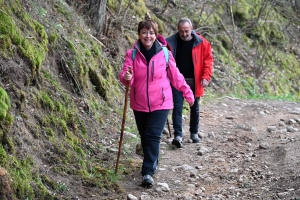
[166, 31, 213, 97]
[120, 35, 194, 112]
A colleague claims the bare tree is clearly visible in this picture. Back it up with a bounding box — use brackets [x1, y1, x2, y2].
[161, 0, 172, 14]
[89, 0, 107, 37]
[196, 0, 208, 28]
[296, 0, 300, 12]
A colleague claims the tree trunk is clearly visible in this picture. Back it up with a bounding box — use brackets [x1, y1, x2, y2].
[89, 0, 107, 37]
[295, 0, 300, 12]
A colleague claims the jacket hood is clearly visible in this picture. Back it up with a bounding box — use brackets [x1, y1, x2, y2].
[166, 30, 203, 48]
[156, 34, 167, 46]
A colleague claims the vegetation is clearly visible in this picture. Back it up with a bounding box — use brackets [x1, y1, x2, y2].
[0, 0, 299, 199]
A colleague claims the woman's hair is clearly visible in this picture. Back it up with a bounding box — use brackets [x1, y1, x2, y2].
[137, 19, 158, 36]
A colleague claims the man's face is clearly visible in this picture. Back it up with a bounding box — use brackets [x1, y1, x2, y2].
[178, 21, 192, 41]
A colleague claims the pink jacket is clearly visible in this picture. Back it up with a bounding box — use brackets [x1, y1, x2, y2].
[120, 35, 194, 112]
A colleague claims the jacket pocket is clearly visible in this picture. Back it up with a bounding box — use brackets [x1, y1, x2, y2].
[160, 87, 165, 106]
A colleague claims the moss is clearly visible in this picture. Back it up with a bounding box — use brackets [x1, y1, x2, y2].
[48, 31, 58, 48]
[80, 124, 87, 135]
[0, 87, 10, 120]
[60, 119, 69, 135]
[40, 174, 57, 190]
[151, 15, 165, 34]
[0, 0, 48, 72]
[131, 0, 148, 19]
[45, 127, 55, 137]
[55, 101, 63, 112]
[9, 156, 35, 199]
[0, 145, 8, 167]
[32, 178, 56, 200]
[0, 35, 14, 58]
[91, 42, 101, 56]
[125, 33, 136, 46]
[54, 3, 70, 19]
[232, 0, 250, 27]
[85, 48, 92, 57]
[0, 129, 3, 144]
[218, 35, 232, 49]
[74, 146, 86, 158]
[40, 92, 55, 110]
[67, 39, 76, 52]
[107, 0, 118, 10]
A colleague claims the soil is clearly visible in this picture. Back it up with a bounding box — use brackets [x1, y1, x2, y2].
[117, 97, 300, 200]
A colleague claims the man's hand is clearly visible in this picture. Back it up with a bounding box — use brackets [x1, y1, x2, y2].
[201, 79, 209, 88]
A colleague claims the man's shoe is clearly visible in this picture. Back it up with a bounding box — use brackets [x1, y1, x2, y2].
[142, 175, 154, 187]
[191, 134, 201, 143]
[172, 136, 183, 148]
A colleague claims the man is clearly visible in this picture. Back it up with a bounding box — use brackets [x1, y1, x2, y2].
[166, 18, 213, 148]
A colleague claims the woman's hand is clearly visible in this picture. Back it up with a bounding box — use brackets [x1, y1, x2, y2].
[124, 67, 132, 81]
[188, 101, 194, 107]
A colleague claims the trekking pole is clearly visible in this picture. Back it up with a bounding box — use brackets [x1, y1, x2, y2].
[166, 118, 172, 138]
[115, 67, 132, 174]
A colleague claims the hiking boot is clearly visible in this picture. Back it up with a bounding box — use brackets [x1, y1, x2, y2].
[142, 175, 154, 187]
[172, 136, 183, 148]
[191, 134, 201, 143]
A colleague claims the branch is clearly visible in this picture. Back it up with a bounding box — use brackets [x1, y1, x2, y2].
[89, 34, 106, 47]
[228, 0, 236, 48]
[219, 18, 234, 48]
[196, 0, 208, 26]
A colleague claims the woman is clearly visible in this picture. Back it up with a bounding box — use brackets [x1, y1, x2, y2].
[119, 18, 194, 187]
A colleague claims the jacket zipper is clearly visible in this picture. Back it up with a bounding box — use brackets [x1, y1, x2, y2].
[151, 61, 154, 81]
[147, 63, 151, 112]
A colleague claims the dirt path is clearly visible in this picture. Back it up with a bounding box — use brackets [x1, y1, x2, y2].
[119, 98, 300, 200]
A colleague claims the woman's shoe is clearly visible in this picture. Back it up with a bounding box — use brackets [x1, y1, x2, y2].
[142, 175, 154, 187]
[172, 136, 183, 148]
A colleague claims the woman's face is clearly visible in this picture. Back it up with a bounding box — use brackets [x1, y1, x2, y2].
[139, 27, 156, 50]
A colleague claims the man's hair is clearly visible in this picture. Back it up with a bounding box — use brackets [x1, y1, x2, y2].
[177, 18, 193, 29]
[137, 19, 158, 36]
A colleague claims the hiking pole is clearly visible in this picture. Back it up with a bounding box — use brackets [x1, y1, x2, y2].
[166, 118, 172, 138]
[115, 67, 132, 174]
